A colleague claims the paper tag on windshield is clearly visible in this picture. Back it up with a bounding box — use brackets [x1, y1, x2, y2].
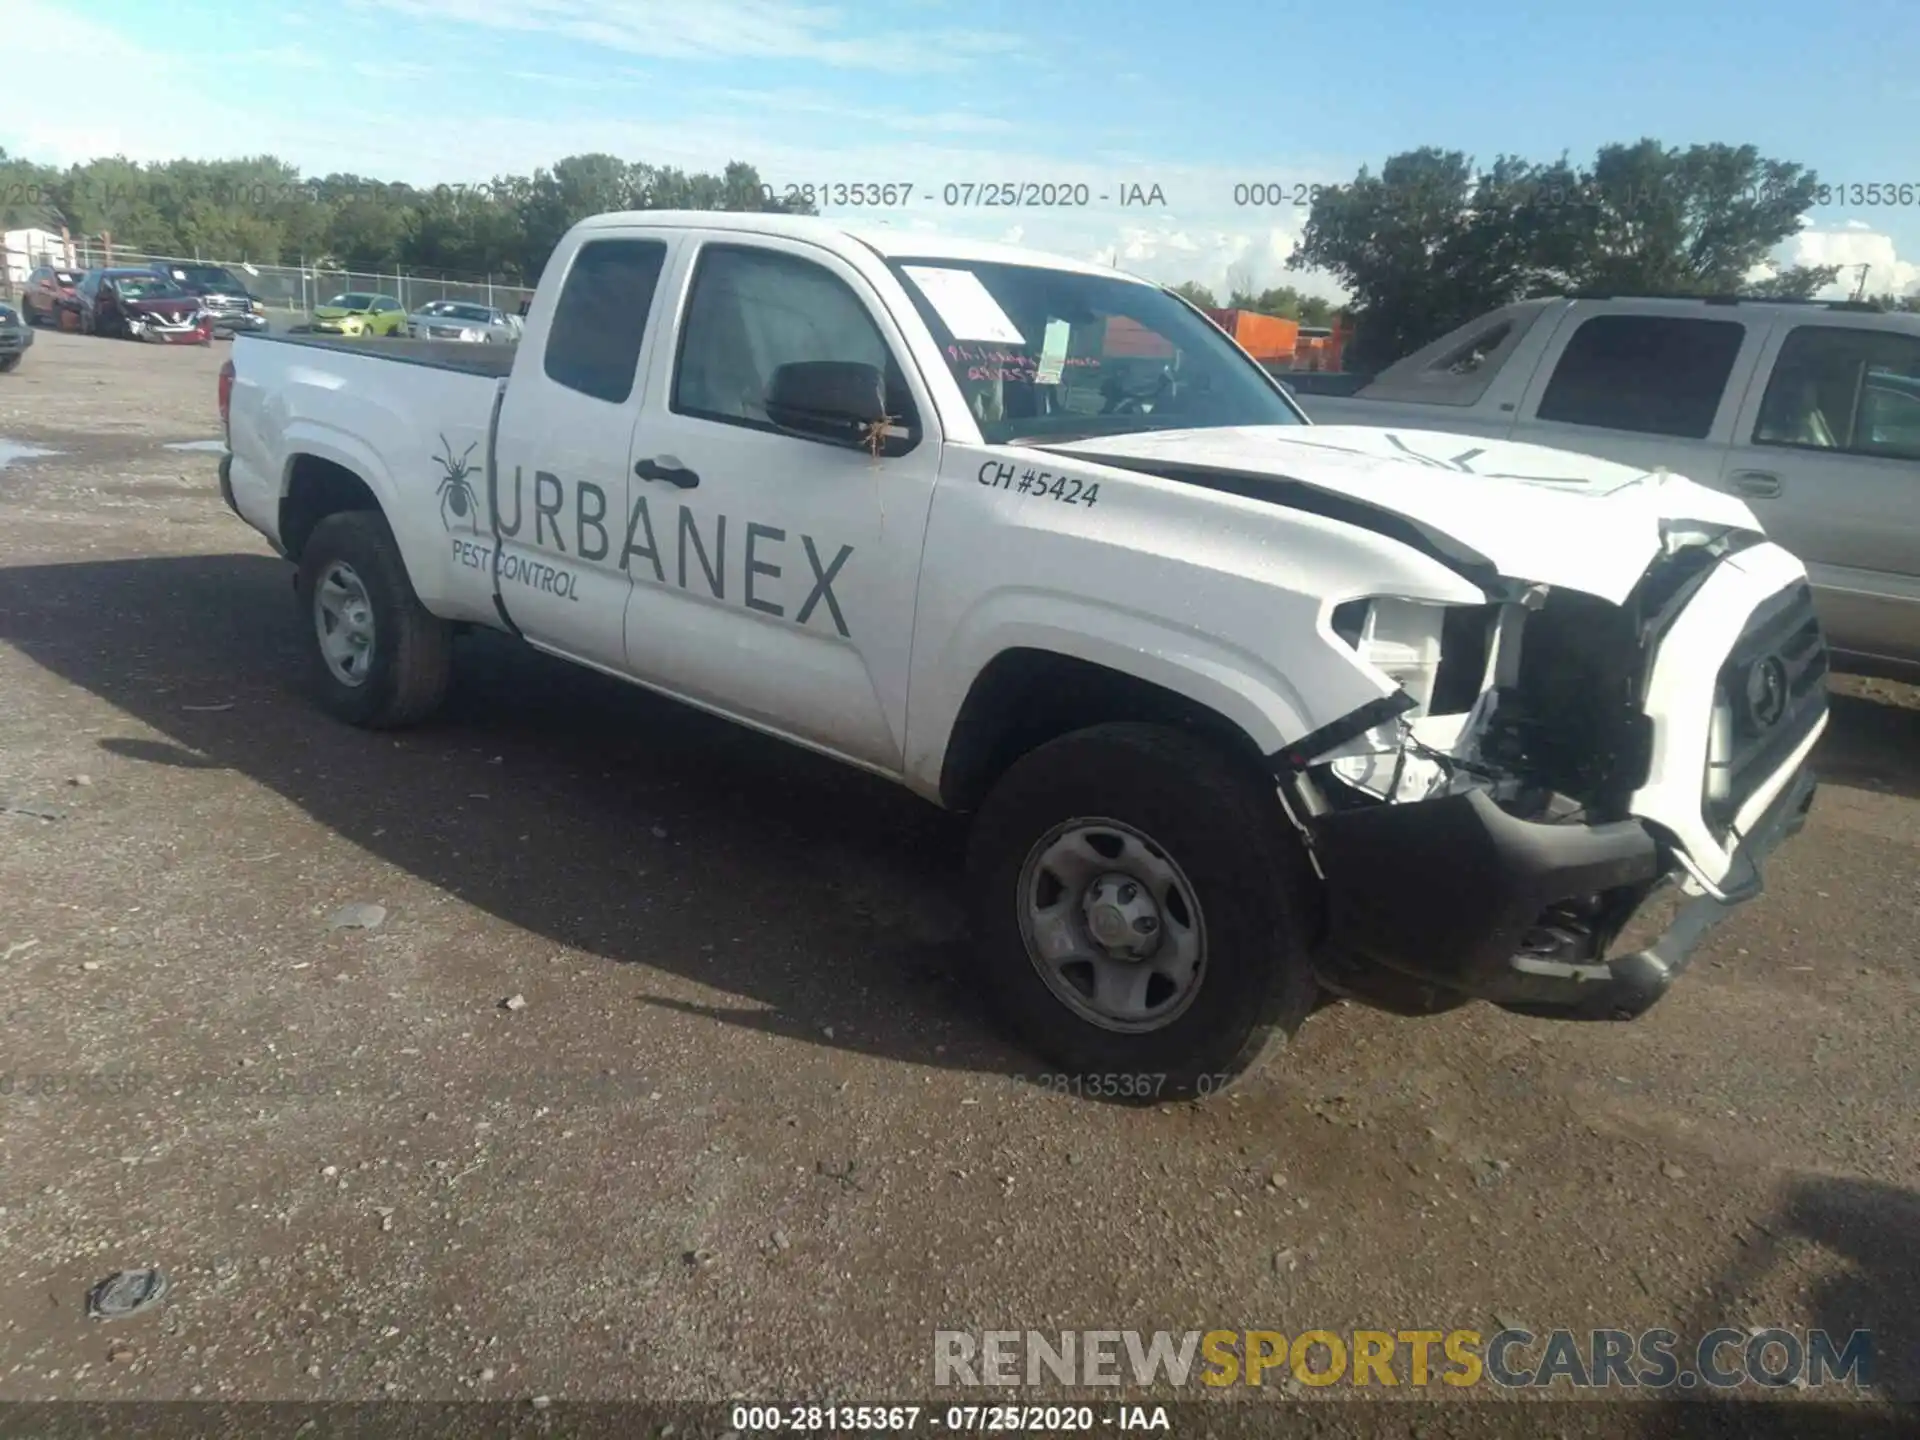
[1034, 319, 1071, 384]
[902, 266, 1025, 344]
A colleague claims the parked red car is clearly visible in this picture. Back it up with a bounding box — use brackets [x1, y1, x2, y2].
[19, 265, 84, 326]
[72, 268, 214, 344]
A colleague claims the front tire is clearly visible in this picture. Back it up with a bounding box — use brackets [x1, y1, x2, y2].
[295, 510, 454, 728]
[965, 722, 1320, 1102]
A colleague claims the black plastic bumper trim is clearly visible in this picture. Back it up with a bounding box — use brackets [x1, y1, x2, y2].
[1495, 763, 1819, 1021]
[1306, 762, 1818, 1022]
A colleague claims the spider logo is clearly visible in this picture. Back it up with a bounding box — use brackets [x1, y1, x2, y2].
[433, 435, 480, 530]
[860, 413, 896, 461]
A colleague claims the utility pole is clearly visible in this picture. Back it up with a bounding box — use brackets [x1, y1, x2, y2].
[1852, 264, 1871, 302]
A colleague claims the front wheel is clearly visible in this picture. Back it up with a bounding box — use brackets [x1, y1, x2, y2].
[965, 722, 1321, 1103]
[0, 355, 20, 373]
[294, 510, 455, 728]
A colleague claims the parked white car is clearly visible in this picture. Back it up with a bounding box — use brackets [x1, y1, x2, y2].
[405, 299, 521, 343]
[1285, 295, 1920, 674]
[215, 213, 1827, 1097]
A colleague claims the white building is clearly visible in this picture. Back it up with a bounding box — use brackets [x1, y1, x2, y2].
[3, 227, 74, 285]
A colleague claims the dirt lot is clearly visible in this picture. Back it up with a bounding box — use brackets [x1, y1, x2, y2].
[0, 330, 1916, 1427]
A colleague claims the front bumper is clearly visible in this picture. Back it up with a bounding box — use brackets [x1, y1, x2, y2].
[0, 324, 32, 355]
[1307, 759, 1819, 1022]
[128, 317, 211, 344]
[205, 309, 268, 334]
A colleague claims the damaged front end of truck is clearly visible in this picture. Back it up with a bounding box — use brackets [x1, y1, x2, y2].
[1045, 428, 1833, 1025]
[1274, 521, 1829, 1023]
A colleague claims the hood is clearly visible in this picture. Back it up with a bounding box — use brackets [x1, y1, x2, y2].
[1041, 424, 1764, 603]
[312, 306, 365, 319]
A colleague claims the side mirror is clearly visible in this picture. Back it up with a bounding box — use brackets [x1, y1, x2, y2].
[765, 361, 911, 454]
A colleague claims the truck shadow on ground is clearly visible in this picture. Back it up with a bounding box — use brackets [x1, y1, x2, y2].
[0, 551, 1022, 1082]
[1682, 1174, 1920, 1405]
[5, 552, 1917, 1096]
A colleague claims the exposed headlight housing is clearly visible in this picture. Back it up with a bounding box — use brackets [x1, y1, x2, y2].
[1328, 596, 1450, 715]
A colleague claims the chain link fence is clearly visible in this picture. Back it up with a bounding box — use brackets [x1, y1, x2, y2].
[7, 236, 534, 320]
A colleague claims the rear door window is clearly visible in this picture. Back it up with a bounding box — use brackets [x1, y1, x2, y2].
[1534, 315, 1746, 438]
[543, 239, 670, 404]
[1755, 324, 1920, 461]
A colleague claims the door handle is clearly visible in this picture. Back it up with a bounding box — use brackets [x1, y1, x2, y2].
[633, 457, 700, 489]
[1730, 469, 1782, 498]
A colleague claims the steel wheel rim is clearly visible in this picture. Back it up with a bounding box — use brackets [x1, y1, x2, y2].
[314, 561, 376, 688]
[1016, 816, 1208, 1034]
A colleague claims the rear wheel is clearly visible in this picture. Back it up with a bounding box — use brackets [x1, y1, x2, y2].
[965, 722, 1321, 1102]
[295, 510, 454, 728]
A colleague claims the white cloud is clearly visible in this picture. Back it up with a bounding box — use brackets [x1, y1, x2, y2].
[350, 0, 1023, 72]
[1774, 222, 1920, 299]
[710, 88, 1018, 137]
[353, 60, 437, 82]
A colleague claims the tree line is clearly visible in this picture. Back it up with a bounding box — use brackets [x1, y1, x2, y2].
[0, 148, 812, 285]
[5, 138, 1914, 368]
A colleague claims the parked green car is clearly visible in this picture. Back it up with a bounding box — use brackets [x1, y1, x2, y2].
[309, 292, 406, 337]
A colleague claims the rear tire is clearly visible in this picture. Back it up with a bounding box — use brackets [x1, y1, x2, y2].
[965, 722, 1321, 1103]
[295, 510, 454, 729]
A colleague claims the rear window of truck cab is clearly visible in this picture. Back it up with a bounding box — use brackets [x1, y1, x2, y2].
[542, 238, 669, 404]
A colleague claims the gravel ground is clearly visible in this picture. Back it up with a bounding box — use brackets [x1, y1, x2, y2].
[0, 330, 1915, 1431]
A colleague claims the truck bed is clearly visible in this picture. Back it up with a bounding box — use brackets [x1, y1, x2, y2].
[250, 331, 517, 379]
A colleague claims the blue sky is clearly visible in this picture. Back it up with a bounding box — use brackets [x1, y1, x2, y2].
[8, 0, 1918, 297]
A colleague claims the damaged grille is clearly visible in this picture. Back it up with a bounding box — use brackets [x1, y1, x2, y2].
[1706, 581, 1827, 837]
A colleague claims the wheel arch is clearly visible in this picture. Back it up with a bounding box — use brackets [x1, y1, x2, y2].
[937, 647, 1280, 814]
[279, 452, 386, 563]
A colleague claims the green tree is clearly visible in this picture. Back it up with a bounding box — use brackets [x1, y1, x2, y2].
[1291, 140, 1840, 371]
[1224, 282, 1338, 327]
[0, 149, 61, 233]
[1170, 280, 1217, 308]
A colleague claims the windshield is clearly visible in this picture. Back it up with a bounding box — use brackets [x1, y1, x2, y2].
[422, 302, 496, 322]
[325, 293, 378, 310]
[115, 277, 186, 299]
[171, 265, 243, 291]
[54, 270, 81, 286]
[887, 259, 1304, 444]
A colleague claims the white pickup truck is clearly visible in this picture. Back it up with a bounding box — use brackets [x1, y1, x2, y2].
[1285, 295, 1920, 674]
[217, 212, 1829, 1098]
